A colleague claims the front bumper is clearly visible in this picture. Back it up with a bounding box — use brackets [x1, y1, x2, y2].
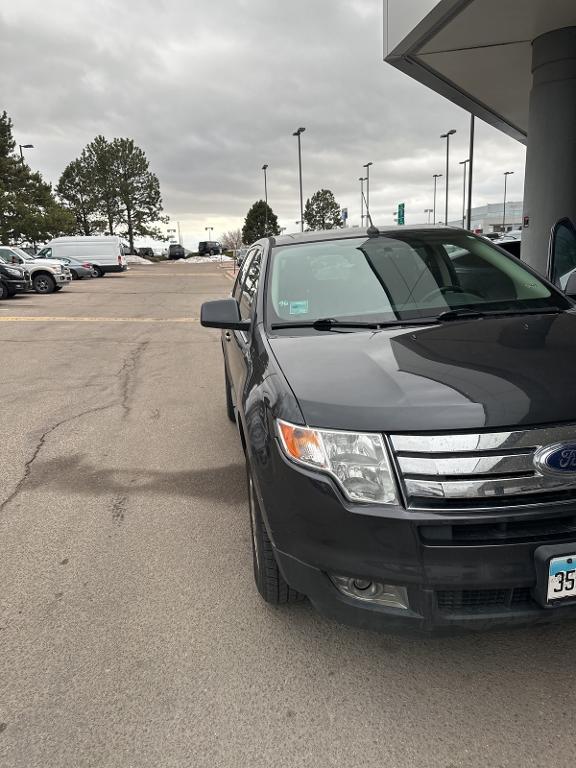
[254, 442, 576, 633]
[5, 277, 32, 293]
[55, 273, 72, 285]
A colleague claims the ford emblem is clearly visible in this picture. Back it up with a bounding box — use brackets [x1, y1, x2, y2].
[535, 443, 576, 475]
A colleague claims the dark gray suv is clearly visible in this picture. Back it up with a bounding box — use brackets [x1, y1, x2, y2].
[168, 244, 185, 260]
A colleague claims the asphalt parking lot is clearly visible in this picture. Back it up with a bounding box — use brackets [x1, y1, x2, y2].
[0, 262, 573, 768]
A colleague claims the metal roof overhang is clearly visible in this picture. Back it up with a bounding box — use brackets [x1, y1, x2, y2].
[385, 0, 576, 144]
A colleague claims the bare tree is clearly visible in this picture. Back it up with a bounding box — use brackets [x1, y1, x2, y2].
[220, 228, 243, 250]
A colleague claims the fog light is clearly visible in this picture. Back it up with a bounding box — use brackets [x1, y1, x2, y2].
[330, 574, 409, 610]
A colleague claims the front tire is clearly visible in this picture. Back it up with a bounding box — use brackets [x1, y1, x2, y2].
[0, 282, 10, 300]
[247, 461, 305, 605]
[33, 273, 56, 294]
[93, 266, 105, 278]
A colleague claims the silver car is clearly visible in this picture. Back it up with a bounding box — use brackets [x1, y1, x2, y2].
[34, 254, 96, 280]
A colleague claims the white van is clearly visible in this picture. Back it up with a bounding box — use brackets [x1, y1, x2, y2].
[37, 236, 128, 277]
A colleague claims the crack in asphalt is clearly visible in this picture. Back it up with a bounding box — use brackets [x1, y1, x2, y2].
[0, 342, 149, 514]
[118, 341, 149, 418]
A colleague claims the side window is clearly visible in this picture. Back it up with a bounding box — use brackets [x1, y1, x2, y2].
[239, 247, 262, 319]
[40, 248, 52, 259]
[233, 248, 256, 301]
[0, 248, 12, 263]
[550, 219, 576, 290]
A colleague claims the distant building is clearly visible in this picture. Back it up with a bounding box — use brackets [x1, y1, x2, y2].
[448, 201, 523, 234]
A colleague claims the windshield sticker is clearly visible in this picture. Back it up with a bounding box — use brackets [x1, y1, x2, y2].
[289, 300, 309, 315]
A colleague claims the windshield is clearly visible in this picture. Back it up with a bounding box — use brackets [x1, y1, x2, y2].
[266, 231, 568, 327]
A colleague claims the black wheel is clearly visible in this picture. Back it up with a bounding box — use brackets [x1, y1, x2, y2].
[71, 270, 79, 280]
[0, 282, 10, 300]
[93, 266, 105, 278]
[33, 273, 56, 294]
[247, 461, 305, 605]
[6, 286, 16, 298]
[224, 368, 235, 422]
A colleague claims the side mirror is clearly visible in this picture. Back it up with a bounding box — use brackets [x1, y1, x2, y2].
[201, 298, 251, 331]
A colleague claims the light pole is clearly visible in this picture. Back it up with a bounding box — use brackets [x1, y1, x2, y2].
[359, 177, 366, 226]
[19, 143, 34, 166]
[459, 159, 470, 228]
[440, 129, 456, 225]
[503, 171, 514, 231]
[293, 127, 305, 232]
[262, 164, 269, 234]
[205, 226, 213, 240]
[424, 208, 433, 224]
[432, 174, 442, 224]
[363, 162, 373, 219]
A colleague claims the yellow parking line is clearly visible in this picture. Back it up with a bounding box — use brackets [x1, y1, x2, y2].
[0, 316, 198, 323]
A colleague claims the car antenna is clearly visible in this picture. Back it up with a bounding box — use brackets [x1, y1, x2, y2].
[362, 187, 379, 237]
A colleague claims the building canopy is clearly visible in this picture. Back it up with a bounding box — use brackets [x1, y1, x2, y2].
[385, 0, 576, 143]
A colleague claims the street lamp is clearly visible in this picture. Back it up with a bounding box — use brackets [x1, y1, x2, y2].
[503, 171, 514, 231]
[205, 226, 213, 240]
[19, 143, 34, 165]
[262, 164, 269, 234]
[424, 208, 433, 224]
[432, 174, 443, 224]
[359, 177, 367, 226]
[363, 162, 373, 219]
[292, 127, 305, 232]
[459, 159, 470, 228]
[440, 129, 456, 225]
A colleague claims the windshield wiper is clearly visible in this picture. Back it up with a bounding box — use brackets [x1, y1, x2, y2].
[436, 307, 564, 323]
[270, 316, 444, 331]
[271, 318, 385, 331]
[436, 308, 484, 322]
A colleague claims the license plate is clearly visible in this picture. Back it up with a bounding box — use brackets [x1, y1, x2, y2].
[548, 555, 576, 601]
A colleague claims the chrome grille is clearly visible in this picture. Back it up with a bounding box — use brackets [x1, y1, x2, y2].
[390, 424, 576, 508]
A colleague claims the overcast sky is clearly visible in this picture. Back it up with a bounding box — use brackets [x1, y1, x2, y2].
[1, 0, 526, 247]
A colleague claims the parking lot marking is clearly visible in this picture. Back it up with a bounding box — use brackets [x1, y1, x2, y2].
[0, 316, 198, 323]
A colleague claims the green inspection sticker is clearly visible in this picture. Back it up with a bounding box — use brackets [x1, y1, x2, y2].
[289, 300, 309, 315]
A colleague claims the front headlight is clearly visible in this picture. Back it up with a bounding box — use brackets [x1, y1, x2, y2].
[277, 419, 399, 505]
[5, 267, 22, 277]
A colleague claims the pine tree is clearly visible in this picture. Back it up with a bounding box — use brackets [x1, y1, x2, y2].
[113, 138, 166, 251]
[0, 111, 75, 245]
[303, 189, 343, 231]
[57, 156, 104, 235]
[242, 200, 280, 244]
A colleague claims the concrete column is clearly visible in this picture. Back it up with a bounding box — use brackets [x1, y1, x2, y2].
[522, 27, 576, 276]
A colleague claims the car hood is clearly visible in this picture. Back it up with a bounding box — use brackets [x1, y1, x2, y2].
[268, 312, 576, 432]
[31, 259, 65, 269]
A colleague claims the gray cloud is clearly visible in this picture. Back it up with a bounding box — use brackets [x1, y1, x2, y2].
[1, 0, 525, 246]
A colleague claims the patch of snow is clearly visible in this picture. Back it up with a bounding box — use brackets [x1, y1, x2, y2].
[126, 255, 154, 264]
[172, 255, 234, 264]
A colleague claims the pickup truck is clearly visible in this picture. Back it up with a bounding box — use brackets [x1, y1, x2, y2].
[0, 246, 72, 294]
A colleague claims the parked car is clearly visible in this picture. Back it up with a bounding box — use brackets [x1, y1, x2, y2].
[494, 232, 522, 258]
[201, 226, 576, 633]
[198, 241, 222, 257]
[0, 260, 31, 299]
[33, 253, 96, 280]
[167, 243, 185, 260]
[37, 236, 128, 277]
[0, 246, 72, 294]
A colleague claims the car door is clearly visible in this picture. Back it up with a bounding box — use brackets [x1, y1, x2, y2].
[225, 245, 263, 409]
